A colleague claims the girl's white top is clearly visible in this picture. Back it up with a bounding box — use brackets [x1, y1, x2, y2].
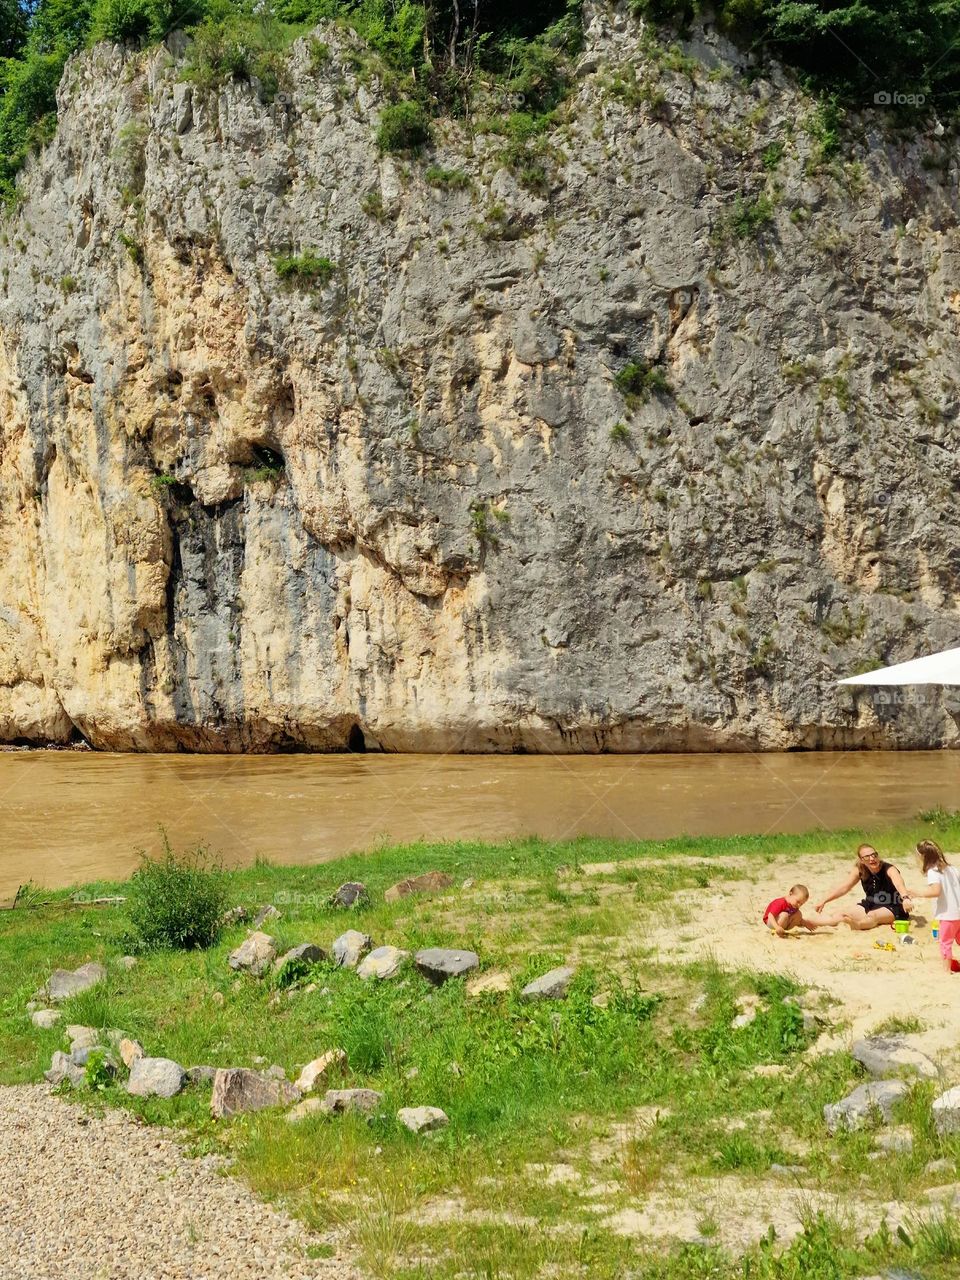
[927, 863, 960, 921]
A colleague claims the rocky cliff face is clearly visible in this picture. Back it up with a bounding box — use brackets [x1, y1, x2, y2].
[1, 2, 960, 752]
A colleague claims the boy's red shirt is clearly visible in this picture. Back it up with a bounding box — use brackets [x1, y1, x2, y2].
[763, 896, 798, 923]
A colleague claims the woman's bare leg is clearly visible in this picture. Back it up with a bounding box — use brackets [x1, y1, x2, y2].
[842, 906, 894, 931]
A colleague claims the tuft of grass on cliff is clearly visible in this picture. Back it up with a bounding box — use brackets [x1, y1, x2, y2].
[5, 819, 960, 1276]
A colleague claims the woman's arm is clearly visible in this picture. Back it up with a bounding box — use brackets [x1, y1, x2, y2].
[815, 870, 860, 913]
[886, 865, 916, 911]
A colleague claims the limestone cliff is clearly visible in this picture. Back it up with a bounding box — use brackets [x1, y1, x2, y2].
[2, 3, 960, 751]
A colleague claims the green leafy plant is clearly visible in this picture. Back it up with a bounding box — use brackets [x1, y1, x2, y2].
[272, 250, 336, 286]
[470, 499, 510, 549]
[126, 833, 226, 951]
[609, 420, 631, 443]
[615, 360, 672, 406]
[84, 1047, 116, 1093]
[376, 100, 432, 154]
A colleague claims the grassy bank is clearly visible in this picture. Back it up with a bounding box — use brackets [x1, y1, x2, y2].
[4, 818, 960, 1278]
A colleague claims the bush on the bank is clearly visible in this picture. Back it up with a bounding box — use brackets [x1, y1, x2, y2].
[376, 100, 431, 153]
[127, 836, 226, 950]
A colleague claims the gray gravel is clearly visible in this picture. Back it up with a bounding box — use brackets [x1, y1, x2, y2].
[0, 1085, 359, 1280]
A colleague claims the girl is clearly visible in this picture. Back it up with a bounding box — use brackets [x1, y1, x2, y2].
[905, 839, 960, 973]
[815, 843, 912, 930]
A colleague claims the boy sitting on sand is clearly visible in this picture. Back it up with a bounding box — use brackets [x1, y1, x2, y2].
[763, 884, 833, 937]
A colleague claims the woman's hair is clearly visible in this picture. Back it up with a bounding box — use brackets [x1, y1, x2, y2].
[917, 839, 948, 873]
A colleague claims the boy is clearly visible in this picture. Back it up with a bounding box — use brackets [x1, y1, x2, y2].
[763, 884, 827, 937]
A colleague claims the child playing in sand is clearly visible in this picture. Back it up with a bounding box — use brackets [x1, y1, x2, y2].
[904, 840, 960, 973]
[762, 884, 831, 937]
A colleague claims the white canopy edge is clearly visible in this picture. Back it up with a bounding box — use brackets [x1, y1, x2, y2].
[838, 644, 960, 687]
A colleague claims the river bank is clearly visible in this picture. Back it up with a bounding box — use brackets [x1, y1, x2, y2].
[4, 824, 960, 1278]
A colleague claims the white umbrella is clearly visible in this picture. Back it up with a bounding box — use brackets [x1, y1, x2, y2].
[838, 645, 960, 687]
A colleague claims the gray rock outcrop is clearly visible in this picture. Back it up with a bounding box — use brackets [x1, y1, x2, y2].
[332, 930, 372, 968]
[397, 1106, 449, 1133]
[127, 1057, 186, 1099]
[227, 932, 277, 976]
[521, 967, 576, 1000]
[42, 964, 106, 1003]
[414, 948, 480, 984]
[210, 1068, 300, 1117]
[851, 1035, 939, 1080]
[823, 1081, 909, 1133]
[319, 1088, 383, 1116]
[356, 946, 409, 981]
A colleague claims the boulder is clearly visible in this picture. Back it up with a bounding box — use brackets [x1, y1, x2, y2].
[467, 971, 511, 997]
[44, 1050, 85, 1088]
[31, 1009, 61, 1030]
[296, 1049, 348, 1093]
[286, 1097, 326, 1123]
[332, 929, 372, 968]
[227, 931, 277, 977]
[521, 966, 576, 1000]
[116, 955, 138, 971]
[127, 1057, 185, 1099]
[357, 946, 410, 981]
[824, 1080, 909, 1133]
[43, 962, 107, 1003]
[852, 1035, 939, 1080]
[222, 906, 249, 927]
[66, 1025, 101, 1052]
[414, 948, 480, 985]
[252, 904, 281, 928]
[932, 1086, 960, 1135]
[320, 1088, 384, 1116]
[397, 1106, 449, 1134]
[384, 872, 453, 903]
[210, 1068, 300, 1118]
[330, 882, 368, 909]
[186, 1065, 218, 1086]
[273, 943, 325, 980]
[119, 1038, 144, 1069]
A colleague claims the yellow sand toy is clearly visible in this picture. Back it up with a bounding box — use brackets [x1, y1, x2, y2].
[873, 940, 897, 952]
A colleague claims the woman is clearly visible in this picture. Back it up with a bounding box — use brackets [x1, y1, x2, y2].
[815, 843, 912, 930]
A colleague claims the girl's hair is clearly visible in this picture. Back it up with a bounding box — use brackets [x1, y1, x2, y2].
[917, 839, 948, 873]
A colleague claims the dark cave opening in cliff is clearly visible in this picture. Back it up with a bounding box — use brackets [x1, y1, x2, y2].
[347, 724, 366, 753]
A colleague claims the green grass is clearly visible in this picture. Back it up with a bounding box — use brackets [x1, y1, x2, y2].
[6, 820, 960, 1277]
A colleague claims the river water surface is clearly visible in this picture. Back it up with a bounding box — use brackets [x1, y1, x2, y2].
[1, 750, 958, 898]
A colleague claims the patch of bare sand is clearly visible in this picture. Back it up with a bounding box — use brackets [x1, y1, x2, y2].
[641, 853, 960, 1063]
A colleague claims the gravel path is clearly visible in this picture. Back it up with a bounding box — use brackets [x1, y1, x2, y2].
[0, 1085, 360, 1280]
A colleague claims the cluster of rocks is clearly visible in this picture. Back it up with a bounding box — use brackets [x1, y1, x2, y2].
[824, 1035, 960, 1142]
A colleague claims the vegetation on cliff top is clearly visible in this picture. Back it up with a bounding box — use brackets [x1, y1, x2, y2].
[1, 0, 958, 204]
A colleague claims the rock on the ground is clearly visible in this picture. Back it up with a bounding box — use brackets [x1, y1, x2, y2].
[467, 971, 511, 997]
[932, 1086, 960, 1134]
[44, 1050, 85, 1088]
[286, 1097, 326, 1124]
[521, 967, 575, 1000]
[186, 1065, 218, 1086]
[127, 1057, 186, 1099]
[330, 883, 368, 909]
[769, 1163, 805, 1178]
[414, 948, 480, 985]
[320, 1088, 384, 1116]
[295, 1050, 348, 1093]
[824, 1080, 909, 1133]
[211, 1068, 300, 1118]
[116, 955, 138, 971]
[42, 962, 107, 1003]
[332, 929, 372, 968]
[66, 1025, 101, 1052]
[356, 946, 409, 981]
[397, 1106, 448, 1134]
[222, 905, 249, 927]
[30, 1009, 61, 1030]
[273, 943, 325, 979]
[227, 931, 277, 977]
[118, 1038, 144, 1069]
[252, 904, 281, 928]
[875, 1127, 914, 1153]
[852, 1035, 939, 1080]
[384, 872, 453, 903]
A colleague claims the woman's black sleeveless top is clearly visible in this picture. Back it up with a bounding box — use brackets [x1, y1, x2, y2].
[859, 862, 908, 920]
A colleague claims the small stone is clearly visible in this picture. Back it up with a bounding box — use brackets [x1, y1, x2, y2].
[330, 882, 368, 909]
[824, 1080, 909, 1133]
[462, 878, 475, 890]
[43, 962, 107, 1003]
[731, 1010, 757, 1029]
[222, 906, 249, 927]
[211, 991, 225, 1006]
[932, 1086, 960, 1134]
[319, 1088, 384, 1116]
[211, 1068, 299, 1118]
[405, 1067, 419, 1080]
[384, 872, 453, 904]
[252, 904, 281, 929]
[448, 1061, 462, 1077]
[749, 1064, 787, 1077]
[127, 1057, 185, 1099]
[852, 1035, 939, 1080]
[116, 955, 137, 971]
[875, 1126, 914, 1153]
[397, 1106, 448, 1134]
[186, 1066, 218, 1086]
[273, 943, 325, 979]
[591, 992, 611, 1009]
[266, 1064, 288, 1080]
[414, 948, 480, 985]
[924, 1182, 960, 1204]
[70, 1046, 97, 1067]
[31, 1009, 61, 1030]
[44, 1050, 85, 1088]
[691, 993, 708, 1013]
[118, 1038, 144, 1069]
[332, 929, 372, 968]
[769, 1164, 805, 1178]
[926, 1158, 954, 1176]
[521, 967, 575, 1000]
[356, 945, 410, 981]
[296, 1049, 348, 1093]
[467, 971, 511, 997]
[286, 1098, 325, 1124]
[26, 1001, 38, 1013]
[66, 1025, 100, 1052]
[227, 931, 277, 977]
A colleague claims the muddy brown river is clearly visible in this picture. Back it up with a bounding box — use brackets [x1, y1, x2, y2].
[1, 750, 958, 898]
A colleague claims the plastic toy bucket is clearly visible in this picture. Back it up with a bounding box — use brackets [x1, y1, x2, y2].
[893, 921, 910, 935]
[932, 919, 940, 940]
